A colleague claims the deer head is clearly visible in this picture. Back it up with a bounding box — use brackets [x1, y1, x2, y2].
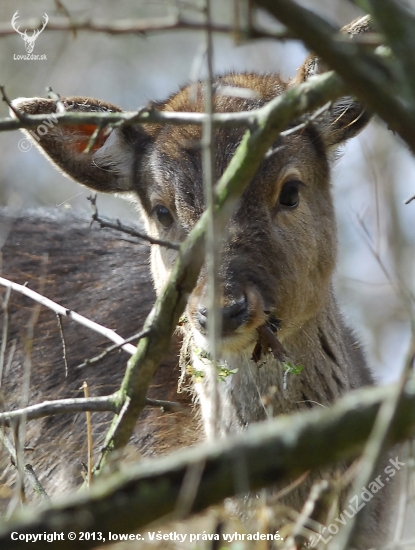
[11, 16, 371, 359]
[11, 11, 48, 54]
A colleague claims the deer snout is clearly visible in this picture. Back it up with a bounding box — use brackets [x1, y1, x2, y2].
[188, 284, 268, 353]
[196, 294, 248, 335]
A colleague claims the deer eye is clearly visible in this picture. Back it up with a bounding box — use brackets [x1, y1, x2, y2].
[154, 205, 174, 229]
[279, 180, 301, 208]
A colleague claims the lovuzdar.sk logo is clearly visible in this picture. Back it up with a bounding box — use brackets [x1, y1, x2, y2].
[12, 11, 48, 60]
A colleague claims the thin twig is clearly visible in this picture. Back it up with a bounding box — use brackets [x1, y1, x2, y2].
[334, 327, 415, 550]
[4, 339, 16, 379]
[46, 87, 66, 114]
[0, 276, 137, 355]
[0, 287, 11, 387]
[21, 464, 49, 501]
[0, 85, 25, 120]
[394, 442, 410, 543]
[14, 254, 48, 511]
[83, 122, 106, 154]
[83, 382, 93, 487]
[264, 102, 332, 159]
[56, 314, 68, 377]
[267, 471, 310, 504]
[202, 0, 220, 439]
[76, 330, 151, 370]
[0, 431, 49, 501]
[88, 195, 180, 250]
[287, 480, 334, 548]
[2, 106, 263, 133]
[174, 459, 206, 519]
[145, 398, 187, 414]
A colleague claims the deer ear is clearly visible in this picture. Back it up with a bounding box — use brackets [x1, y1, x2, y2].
[293, 15, 374, 148]
[12, 97, 149, 193]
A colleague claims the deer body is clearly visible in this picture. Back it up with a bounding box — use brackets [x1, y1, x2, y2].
[0, 209, 197, 505]
[8, 15, 395, 548]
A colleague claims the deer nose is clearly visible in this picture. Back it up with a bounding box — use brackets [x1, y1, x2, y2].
[196, 294, 248, 335]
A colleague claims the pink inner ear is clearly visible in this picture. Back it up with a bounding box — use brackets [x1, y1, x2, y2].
[66, 124, 112, 154]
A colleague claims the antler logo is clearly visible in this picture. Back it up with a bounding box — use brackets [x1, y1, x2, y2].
[11, 11, 49, 54]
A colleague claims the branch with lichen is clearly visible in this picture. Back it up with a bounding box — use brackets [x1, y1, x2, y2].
[0, 375, 414, 550]
[255, 0, 415, 156]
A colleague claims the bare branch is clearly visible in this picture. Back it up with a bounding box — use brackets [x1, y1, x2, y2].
[0, 394, 184, 426]
[88, 195, 180, 250]
[0, 276, 137, 356]
[0, 85, 25, 120]
[365, 0, 415, 98]
[0, 286, 11, 386]
[76, 330, 151, 370]
[56, 314, 68, 377]
[0, 14, 292, 40]
[334, 327, 415, 550]
[0, 103, 259, 133]
[0, 376, 415, 550]
[0, 395, 119, 425]
[46, 87, 66, 114]
[83, 382, 93, 487]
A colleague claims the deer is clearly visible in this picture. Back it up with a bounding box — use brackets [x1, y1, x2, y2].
[3, 13, 396, 549]
[11, 11, 49, 54]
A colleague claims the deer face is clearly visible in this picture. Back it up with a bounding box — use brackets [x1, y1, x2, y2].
[12, 63, 368, 357]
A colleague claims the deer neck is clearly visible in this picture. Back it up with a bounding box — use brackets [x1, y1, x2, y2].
[184, 290, 373, 439]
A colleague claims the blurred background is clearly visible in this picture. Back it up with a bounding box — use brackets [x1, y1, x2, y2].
[0, 0, 414, 386]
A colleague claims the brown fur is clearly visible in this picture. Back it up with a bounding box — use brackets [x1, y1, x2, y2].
[5, 15, 395, 548]
[0, 209, 198, 509]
